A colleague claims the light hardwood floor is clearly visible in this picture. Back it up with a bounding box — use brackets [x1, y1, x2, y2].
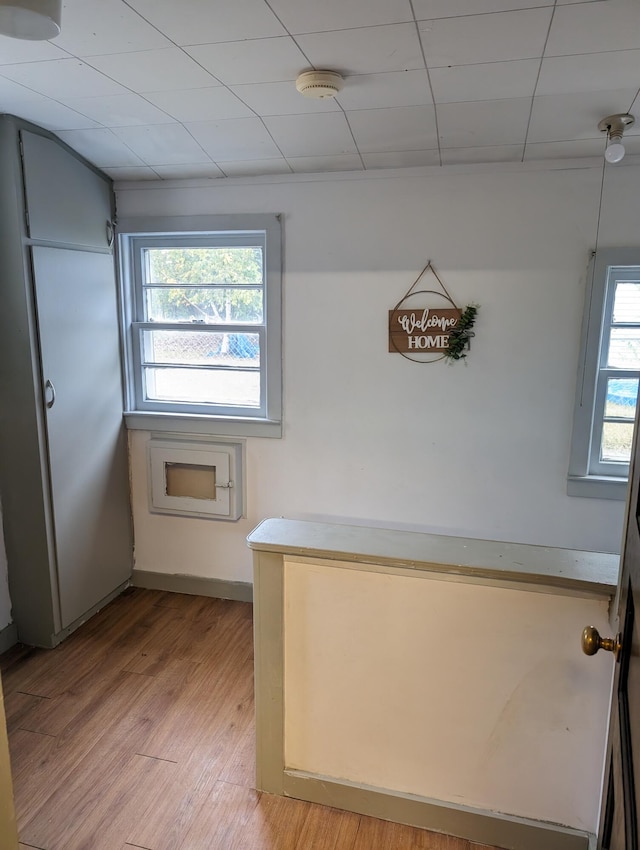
[1, 588, 498, 850]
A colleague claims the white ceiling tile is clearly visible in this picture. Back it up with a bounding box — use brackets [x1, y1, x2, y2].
[0, 58, 127, 98]
[103, 166, 159, 180]
[523, 138, 607, 161]
[263, 112, 357, 157]
[527, 90, 639, 142]
[144, 87, 254, 122]
[230, 80, 341, 116]
[266, 0, 413, 33]
[546, 0, 640, 57]
[111, 124, 210, 165]
[619, 136, 640, 155]
[437, 98, 531, 147]
[288, 154, 364, 173]
[124, 0, 286, 45]
[217, 159, 293, 176]
[55, 128, 145, 166]
[441, 144, 524, 164]
[0, 34, 68, 64]
[185, 38, 308, 86]
[10, 97, 101, 130]
[537, 51, 640, 96]
[185, 117, 282, 160]
[87, 49, 218, 93]
[414, 0, 552, 17]
[60, 93, 176, 126]
[152, 163, 226, 179]
[347, 105, 438, 152]
[54, 0, 171, 56]
[430, 59, 539, 103]
[296, 24, 424, 76]
[362, 150, 440, 168]
[419, 8, 553, 67]
[335, 70, 433, 111]
[0, 76, 47, 104]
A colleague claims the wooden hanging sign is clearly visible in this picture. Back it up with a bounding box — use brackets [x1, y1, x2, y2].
[388, 307, 462, 353]
[388, 261, 477, 363]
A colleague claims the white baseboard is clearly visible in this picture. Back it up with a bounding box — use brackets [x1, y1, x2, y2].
[0, 622, 17, 654]
[282, 770, 592, 850]
[131, 569, 253, 603]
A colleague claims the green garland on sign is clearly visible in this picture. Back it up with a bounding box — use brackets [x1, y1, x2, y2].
[444, 305, 478, 362]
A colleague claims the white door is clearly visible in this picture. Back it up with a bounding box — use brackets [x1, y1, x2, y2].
[31, 246, 132, 629]
[585, 401, 640, 849]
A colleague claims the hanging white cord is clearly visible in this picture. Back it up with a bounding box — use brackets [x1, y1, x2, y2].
[578, 144, 608, 407]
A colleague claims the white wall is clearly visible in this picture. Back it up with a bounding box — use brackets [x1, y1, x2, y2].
[118, 159, 639, 584]
[0, 504, 11, 631]
[284, 559, 613, 833]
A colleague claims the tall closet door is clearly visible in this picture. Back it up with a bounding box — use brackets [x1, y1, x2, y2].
[31, 247, 131, 628]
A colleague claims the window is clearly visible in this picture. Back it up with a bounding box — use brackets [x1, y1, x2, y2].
[569, 249, 640, 499]
[118, 215, 281, 438]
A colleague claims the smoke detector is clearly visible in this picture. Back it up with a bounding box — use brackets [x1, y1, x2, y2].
[295, 70, 344, 99]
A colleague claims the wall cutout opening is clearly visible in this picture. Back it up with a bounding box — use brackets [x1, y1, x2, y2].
[148, 437, 244, 521]
[165, 463, 216, 500]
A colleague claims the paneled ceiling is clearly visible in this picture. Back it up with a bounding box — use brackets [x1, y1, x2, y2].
[0, 0, 639, 180]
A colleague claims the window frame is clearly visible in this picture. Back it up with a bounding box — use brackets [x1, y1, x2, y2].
[568, 248, 640, 500]
[117, 214, 282, 438]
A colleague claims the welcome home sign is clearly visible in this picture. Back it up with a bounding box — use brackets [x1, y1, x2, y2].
[388, 307, 462, 353]
[388, 261, 477, 362]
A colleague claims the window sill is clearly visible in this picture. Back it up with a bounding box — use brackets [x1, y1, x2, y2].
[124, 411, 282, 438]
[567, 475, 628, 501]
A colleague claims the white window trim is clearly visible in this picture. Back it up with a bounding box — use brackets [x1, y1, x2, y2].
[568, 248, 640, 500]
[117, 214, 282, 438]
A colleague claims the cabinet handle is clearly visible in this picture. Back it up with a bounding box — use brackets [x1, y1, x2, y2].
[45, 379, 56, 409]
[106, 220, 114, 248]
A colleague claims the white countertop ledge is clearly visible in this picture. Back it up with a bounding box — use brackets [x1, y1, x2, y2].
[247, 518, 619, 597]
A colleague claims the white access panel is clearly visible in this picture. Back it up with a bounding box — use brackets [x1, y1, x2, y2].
[148, 440, 244, 520]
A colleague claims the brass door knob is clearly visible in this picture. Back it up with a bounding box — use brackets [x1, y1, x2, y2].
[582, 626, 621, 660]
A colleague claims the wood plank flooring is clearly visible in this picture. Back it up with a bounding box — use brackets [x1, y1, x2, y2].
[1, 588, 498, 850]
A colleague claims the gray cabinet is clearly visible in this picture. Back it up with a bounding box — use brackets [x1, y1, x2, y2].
[0, 116, 132, 647]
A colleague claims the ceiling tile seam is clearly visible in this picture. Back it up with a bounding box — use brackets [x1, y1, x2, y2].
[60, 126, 147, 169]
[207, 163, 232, 179]
[150, 7, 311, 131]
[218, 93, 282, 123]
[0, 60, 188, 134]
[118, 0, 200, 50]
[70, 43, 260, 135]
[79, 50, 225, 92]
[415, 4, 557, 25]
[253, 19, 354, 172]
[0, 70, 116, 131]
[540, 49, 640, 63]
[203, 11, 417, 43]
[413, 0, 611, 25]
[104, 0, 602, 43]
[117, 0, 270, 129]
[57, 43, 640, 71]
[0, 51, 76, 66]
[337, 108, 366, 171]
[626, 87, 640, 115]
[422, 46, 640, 72]
[169, 120, 241, 169]
[522, 0, 559, 162]
[409, 0, 441, 166]
[542, 46, 640, 60]
[239, 113, 295, 174]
